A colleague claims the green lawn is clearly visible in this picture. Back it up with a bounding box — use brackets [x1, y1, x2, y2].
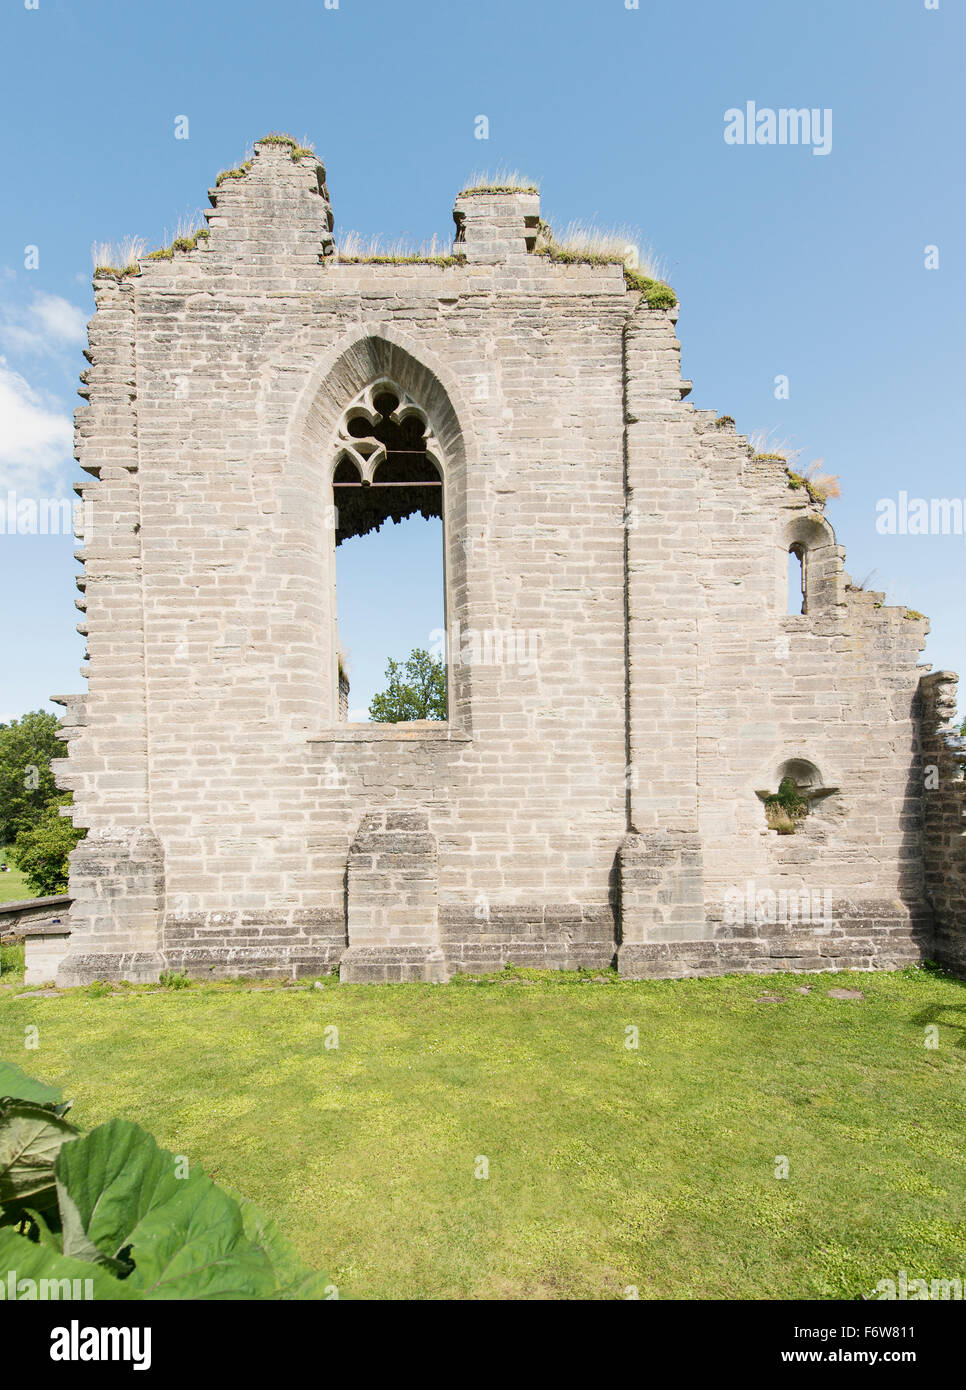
[0, 846, 36, 902]
[1, 956, 964, 1300]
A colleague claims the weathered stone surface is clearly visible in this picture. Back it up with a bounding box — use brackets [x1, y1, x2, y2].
[0, 895, 71, 933]
[50, 135, 964, 986]
[919, 673, 966, 971]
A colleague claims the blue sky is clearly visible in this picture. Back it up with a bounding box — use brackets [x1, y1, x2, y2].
[0, 0, 962, 722]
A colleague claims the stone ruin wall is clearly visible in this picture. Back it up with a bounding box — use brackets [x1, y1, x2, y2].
[51, 137, 965, 984]
[920, 672, 966, 970]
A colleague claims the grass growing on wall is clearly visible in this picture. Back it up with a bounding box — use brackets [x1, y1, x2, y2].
[531, 221, 678, 308]
[335, 232, 461, 266]
[458, 168, 539, 195]
[1, 963, 962, 1299]
[91, 235, 146, 278]
[144, 227, 210, 261]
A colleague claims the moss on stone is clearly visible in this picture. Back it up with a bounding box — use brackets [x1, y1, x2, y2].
[95, 225, 211, 277]
[257, 133, 316, 161]
[532, 244, 677, 309]
[93, 263, 140, 280]
[715, 415, 735, 429]
[622, 267, 678, 309]
[458, 183, 539, 196]
[145, 228, 211, 261]
[336, 254, 465, 267]
[535, 243, 621, 269]
[786, 469, 833, 506]
[215, 160, 253, 186]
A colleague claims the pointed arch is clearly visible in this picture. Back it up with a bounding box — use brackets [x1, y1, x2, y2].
[290, 330, 472, 730]
[290, 328, 471, 481]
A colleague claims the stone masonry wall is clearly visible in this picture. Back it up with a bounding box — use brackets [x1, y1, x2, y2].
[57, 140, 628, 982]
[54, 135, 961, 984]
[617, 302, 935, 978]
[920, 672, 966, 970]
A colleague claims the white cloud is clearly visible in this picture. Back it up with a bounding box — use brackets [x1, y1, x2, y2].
[33, 294, 87, 345]
[0, 360, 73, 490]
[0, 292, 87, 356]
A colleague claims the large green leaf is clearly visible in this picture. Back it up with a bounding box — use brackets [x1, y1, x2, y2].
[55, 1117, 179, 1262]
[0, 1227, 136, 1300]
[0, 1201, 62, 1247]
[58, 1187, 135, 1277]
[0, 1099, 78, 1211]
[20, 1203, 63, 1249]
[55, 1119, 277, 1299]
[125, 1177, 277, 1299]
[0, 1059, 70, 1113]
[226, 1184, 332, 1300]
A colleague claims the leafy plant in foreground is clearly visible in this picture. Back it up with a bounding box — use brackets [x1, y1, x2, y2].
[0, 1060, 329, 1299]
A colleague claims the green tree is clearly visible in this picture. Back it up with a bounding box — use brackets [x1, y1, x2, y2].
[369, 648, 447, 722]
[12, 801, 82, 896]
[0, 710, 66, 844]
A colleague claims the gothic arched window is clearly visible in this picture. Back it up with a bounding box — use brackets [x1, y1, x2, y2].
[331, 382, 446, 722]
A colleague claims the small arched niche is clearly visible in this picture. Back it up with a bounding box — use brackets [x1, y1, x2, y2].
[778, 757, 823, 791]
[756, 758, 838, 834]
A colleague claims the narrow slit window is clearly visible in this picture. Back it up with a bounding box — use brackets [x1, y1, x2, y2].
[787, 543, 806, 615]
